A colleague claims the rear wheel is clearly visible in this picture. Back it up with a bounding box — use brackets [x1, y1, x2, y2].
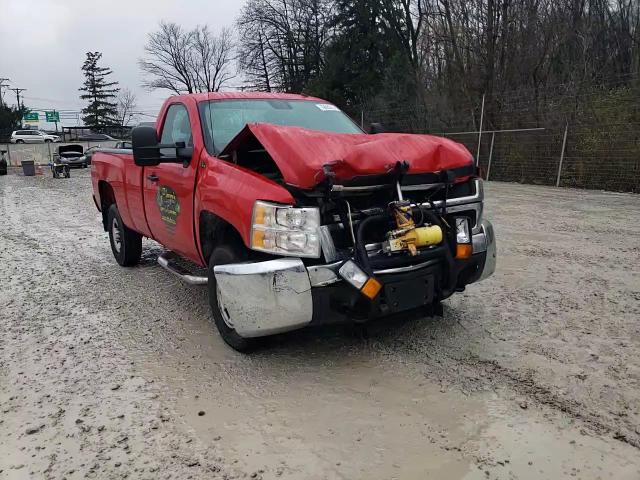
[16, 139, 24, 144]
[207, 244, 259, 352]
[107, 204, 142, 266]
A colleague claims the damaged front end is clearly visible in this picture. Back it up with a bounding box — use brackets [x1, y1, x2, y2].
[213, 124, 496, 338]
[294, 161, 495, 325]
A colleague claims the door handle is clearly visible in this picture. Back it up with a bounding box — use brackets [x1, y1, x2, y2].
[147, 174, 159, 182]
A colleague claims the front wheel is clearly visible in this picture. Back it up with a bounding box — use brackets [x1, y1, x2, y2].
[208, 244, 259, 352]
[15, 139, 24, 144]
[107, 204, 142, 266]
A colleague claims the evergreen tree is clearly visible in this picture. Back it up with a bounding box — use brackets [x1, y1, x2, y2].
[0, 103, 29, 134]
[79, 52, 119, 127]
[307, 0, 416, 114]
[308, 0, 386, 108]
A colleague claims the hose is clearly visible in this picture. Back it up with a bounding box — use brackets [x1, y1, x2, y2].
[355, 214, 389, 275]
[355, 207, 460, 298]
[418, 207, 459, 298]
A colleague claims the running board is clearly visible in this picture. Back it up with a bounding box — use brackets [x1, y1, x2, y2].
[157, 252, 208, 286]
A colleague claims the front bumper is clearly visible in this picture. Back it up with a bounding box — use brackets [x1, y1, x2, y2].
[214, 220, 496, 338]
[58, 159, 86, 168]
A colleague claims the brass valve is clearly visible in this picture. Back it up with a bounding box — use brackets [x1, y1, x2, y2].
[383, 203, 443, 255]
[384, 225, 443, 255]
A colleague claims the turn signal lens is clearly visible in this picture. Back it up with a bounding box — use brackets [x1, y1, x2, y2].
[361, 277, 382, 299]
[456, 243, 473, 259]
[252, 229, 265, 248]
[253, 204, 266, 225]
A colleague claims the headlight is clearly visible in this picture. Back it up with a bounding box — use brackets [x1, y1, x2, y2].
[454, 216, 472, 259]
[455, 217, 471, 244]
[250, 201, 321, 258]
[338, 260, 382, 299]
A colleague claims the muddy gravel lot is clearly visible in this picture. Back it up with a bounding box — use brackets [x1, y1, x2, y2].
[1, 169, 639, 479]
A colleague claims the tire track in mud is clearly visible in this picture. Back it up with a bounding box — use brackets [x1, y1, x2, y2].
[467, 357, 640, 449]
[0, 178, 252, 479]
[379, 322, 640, 451]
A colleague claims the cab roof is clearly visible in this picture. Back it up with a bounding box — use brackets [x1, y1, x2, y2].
[168, 91, 330, 104]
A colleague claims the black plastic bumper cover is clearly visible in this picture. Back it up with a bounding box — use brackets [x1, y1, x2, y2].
[310, 251, 487, 326]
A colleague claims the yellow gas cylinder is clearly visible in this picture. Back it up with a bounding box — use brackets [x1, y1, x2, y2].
[412, 225, 443, 247]
[385, 224, 444, 255]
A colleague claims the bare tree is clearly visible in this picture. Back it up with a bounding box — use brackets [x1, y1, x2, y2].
[236, 16, 275, 91]
[192, 26, 236, 91]
[116, 88, 137, 126]
[236, 0, 333, 92]
[139, 22, 235, 94]
[139, 22, 196, 94]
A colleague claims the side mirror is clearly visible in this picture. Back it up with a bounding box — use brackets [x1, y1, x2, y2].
[132, 126, 193, 168]
[368, 122, 387, 134]
[132, 126, 161, 167]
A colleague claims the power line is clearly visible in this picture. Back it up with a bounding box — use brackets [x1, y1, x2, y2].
[22, 95, 86, 107]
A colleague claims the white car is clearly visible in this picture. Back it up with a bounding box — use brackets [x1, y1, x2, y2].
[10, 130, 60, 144]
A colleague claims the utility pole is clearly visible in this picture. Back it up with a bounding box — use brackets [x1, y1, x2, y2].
[11, 88, 26, 109]
[0, 78, 10, 107]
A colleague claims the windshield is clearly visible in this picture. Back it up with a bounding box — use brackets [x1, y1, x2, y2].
[199, 99, 362, 154]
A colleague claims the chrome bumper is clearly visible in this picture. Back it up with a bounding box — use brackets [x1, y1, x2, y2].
[213, 259, 313, 338]
[475, 219, 496, 281]
[213, 219, 496, 338]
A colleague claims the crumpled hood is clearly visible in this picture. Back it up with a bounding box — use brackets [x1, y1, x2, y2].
[221, 123, 474, 189]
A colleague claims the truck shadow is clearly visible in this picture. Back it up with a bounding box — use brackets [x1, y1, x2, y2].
[134, 250, 472, 361]
[253, 303, 468, 358]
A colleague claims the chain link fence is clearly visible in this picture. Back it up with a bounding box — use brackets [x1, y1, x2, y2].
[359, 78, 640, 193]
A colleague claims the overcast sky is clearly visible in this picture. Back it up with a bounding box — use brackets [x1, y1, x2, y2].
[0, 0, 244, 126]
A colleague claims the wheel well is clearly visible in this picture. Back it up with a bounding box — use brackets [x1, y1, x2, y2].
[99, 181, 116, 231]
[199, 211, 246, 263]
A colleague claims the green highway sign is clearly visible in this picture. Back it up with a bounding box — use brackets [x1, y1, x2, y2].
[23, 111, 39, 123]
[45, 111, 60, 122]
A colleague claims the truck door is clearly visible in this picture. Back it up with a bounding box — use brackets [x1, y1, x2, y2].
[143, 102, 200, 263]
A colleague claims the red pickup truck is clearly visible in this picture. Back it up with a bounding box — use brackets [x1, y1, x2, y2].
[91, 92, 496, 351]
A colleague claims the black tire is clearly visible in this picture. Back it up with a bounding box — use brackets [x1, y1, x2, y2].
[16, 140, 24, 144]
[64, 167, 70, 178]
[207, 244, 259, 352]
[45, 139, 52, 143]
[107, 204, 142, 266]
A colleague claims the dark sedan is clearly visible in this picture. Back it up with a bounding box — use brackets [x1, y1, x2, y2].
[78, 133, 116, 141]
[55, 144, 88, 168]
[77, 146, 100, 166]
